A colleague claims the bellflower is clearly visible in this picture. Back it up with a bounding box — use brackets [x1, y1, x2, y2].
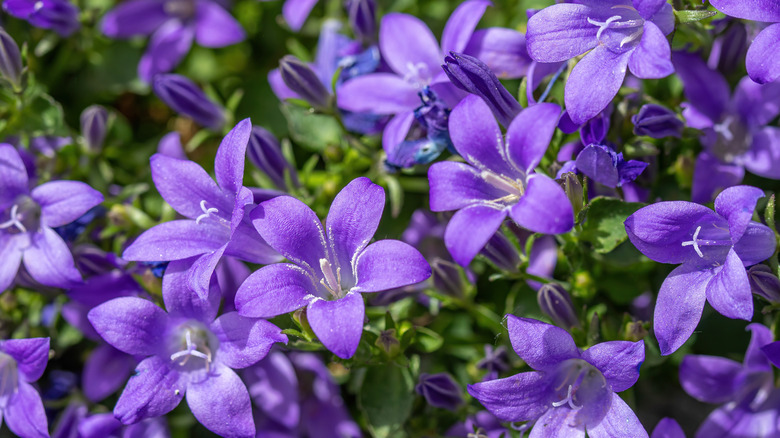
[574, 144, 648, 188]
[0, 337, 50, 438]
[88, 258, 287, 437]
[682, 324, 779, 437]
[122, 119, 281, 298]
[416, 373, 464, 411]
[469, 316, 647, 437]
[672, 50, 780, 203]
[100, 0, 245, 81]
[428, 94, 573, 266]
[3, 0, 79, 36]
[447, 411, 510, 438]
[0, 144, 104, 293]
[78, 413, 169, 438]
[526, 0, 675, 124]
[632, 103, 684, 139]
[235, 177, 431, 359]
[624, 185, 777, 355]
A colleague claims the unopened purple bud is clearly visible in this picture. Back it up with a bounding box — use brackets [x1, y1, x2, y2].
[580, 106, 611, 145]
[749, 265, 780, 303]
[415, 373, 464, 411]
[0, 29, 22, 88]
[152, 74, 225, 130]
[431, 258, 467, 298]
[80, 105, 109, 152]
[558, 172, 584, 217]
[479, 232, 520, 273]
[346, 0, 376, 43]
[442, 52, 521, 127]
[632, 104, 683, 139]
[279, 55, 332, 110]
[709, 22, 748, 75]
[247, 126, 299, 190]
[537, 283, 580, 329]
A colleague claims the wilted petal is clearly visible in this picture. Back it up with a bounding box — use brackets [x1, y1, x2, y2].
[32, 180, 103, 228]
[581, 341, 644, 393]
[307, 292, 364, 359]
[114, 356, 184, 424]
[428, 161, 507, 211]
[100, 0, 168, 38]
[211, 312, 286, 369]
[628, 22, 673, 79]
[467, 371, 549, 422]
[379, 13, 441, 77]
[5, 380, 48, 438]
[83, 344, 136, 402]
[444, 204, 507, 267]
[235, 264, 317, 318]
[88, 297, 167, 355]
[586, 393, 648, 438]
[654, 263, 710, 355]
[510, 173, 574, 235]
[506, 103, 561, 173]
[23, 228, 82, 288]
[194, 1, 245, 47]
[745, 127, 780, 179]
[565, 45, 630, 125]
[336, 74, 420, 114]
[122, 220, 228, 261]
[440, 0, 490, 55]
[353, 239, 431, 292]
[506, 315, 579, 371]
[714, 185, 764, 243]
[526, 3, 597, 63]
[679, 354, 742, 403]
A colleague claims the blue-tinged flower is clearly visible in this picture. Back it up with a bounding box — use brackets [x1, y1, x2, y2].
[122, 119, 281, 298]
[88, 258, 287, 437]
[526, 0, 675, 124]
[346, 0, 376, 43]
[683, 324, 779, 437]
[0, 144, 104, 293]
[625, 185, 777, 355]
[153, 74, 225, 130]
[469, 316, 648, 437]
[101, 0, 245, 81]
[0, 337, 50, 438]
[3, 0, 79, 36]
[235, 177, 431, 359]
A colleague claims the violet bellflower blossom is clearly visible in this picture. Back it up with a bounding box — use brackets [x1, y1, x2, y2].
[469, 316, 648, 437]
[428, 94, 574, 267]
[87, 258, 287, 438]
[624, 185, 777, 355]
[681, 323, 779, 437]
[100, 0, 245, 82]
[122, 119, 281, 299]
[0, 144, 104, 293]
[0, 337, 50, 438]
[526, 0, 675, 124]
[3, 0, 80, 36]
[234, 177, 431, 359]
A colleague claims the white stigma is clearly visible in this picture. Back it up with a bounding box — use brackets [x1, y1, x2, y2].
[552, 384, 582, 410]
[587, 15, 621, 41]
[0, 204, 26, 233]
[170, 329, 212, 371]
[714, 117, 735, 141]
[681, 225, 704, 258]
[403, 62, 431, 88]
[195, 200, 219, 225]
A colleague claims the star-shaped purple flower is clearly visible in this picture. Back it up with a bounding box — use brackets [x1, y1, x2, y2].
[469, 316, 647, 437]
[3, 0, 79, 36]
[234, 177, 431, 359]
[0, 337, 50, 438]
[88, 258, 287, 437]
[624, 185, 776, 355]
[427, 94, 573, 266]
[122, 119, 281, 298]
[0, 144, 104, 293]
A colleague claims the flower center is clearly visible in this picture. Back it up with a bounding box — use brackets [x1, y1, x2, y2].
[550, 359, 607, 412]
[709, 115, 752, 163]
[169, 324, 217, 372]
[0, 352, 18, 400]
[194, 199, 231, 230]
[481, 171, 525, 205]
[319, 258, 344, 299]
[403, 62, 432, 89]
[681, 224, 733, 259]
[588, 5, 644, 52]
[0, 196, 40, 235]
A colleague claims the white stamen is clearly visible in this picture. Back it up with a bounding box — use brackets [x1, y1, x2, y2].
[551, 384, 582, 410]
[170, 329, 212, 371]
[319, 258, 342, 298]
[587, 15, 621, 41]
[681, 225, 704, 258]
[619, 27, 644, 48]
[0, 204, 26, 233]
[403, 62, 431, 88]
[714, 117, 734, 141]
[481, 171, 522, 197]
[195, 200, 219, 225]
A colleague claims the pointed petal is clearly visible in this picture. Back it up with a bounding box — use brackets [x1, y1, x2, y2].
[23, 228, 81, 288]
[114, 356, 184, 425]
[440, 0, 490, 55]
[428, 161, 507, 211]
[0, 235, 22, 294]
[307, 292, 364, 359]
[633, 0, 666, 19]
[529, 407, 585, 438]
[506, 102, 561, 173]
[654, 263, 710, 355]
[628, 22, 673, 79]
[379, 13, 441, 77]
[510, 173, 574, 234]
[1, 337, 49, 382]
[691, 152, 744, 204]
[244, 352, 299, 429]
[382, 112, 415, 159]
[87, 297, 167, 355]
[210, 312, 286, 369]
[187, 364, 254, 437]
[506, 315, 579, 371]
[705, 249, 752, 320]
[709, 0, 780, 21]
[282, 0, 318, 31]
[336, 74, 420, 114]
[162, 258, 221, 322]
[157, 132, 186, 159]
[100, 0, 169, 38]
[651, 418, 685, 438]
[733, 222, 776, 266]
[463, 27, 531, 79]
[0, 143, 30, 209]
[586, 393, 648, 438]
[526, 3, 597, 63]
[467, 371, 549, 422]
[83, 344, 136, 402]
[449, 95, 515, 176]
[235, 264, 317, 318]
[32, 181, 103, 228]
[745, 127, 780, 179]
[744, 323, 773, 371]
[150, 153, 231, 219]
[444, 204, 507, 267]
[714, 185, 764, 243]
[194, 1, 245, 47]
[122, 220, 228, 261]
[186, 244, 227, 299]
[564, 45, 630, 125]
[138, 20, 194, 82]
[733, 77, 780, 129]
[672, 51, 729, 123]
[224, 219, 282, 264]
[353, 240, 431, 292]
[5, 381, 48, 438]
[215, 119, 251, 195]
[679, 354, 743, 403]
[581, 341, 645, 393]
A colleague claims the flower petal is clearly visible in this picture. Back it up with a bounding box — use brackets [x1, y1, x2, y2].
[744, 323, 773, 371]
[654, 263, 710, 355]
[83, 344, 136, 402]
[733, 77, 780, 129]
[633, 0, 666, 19]
[709, 0, 780, 22]
[214, 118, 251, 196]
[23, 228, 82, 288]
[114, 356, 184, 425]
[244, 352, 299, 429]
[691, 152, 744, 204]
[714, 185, 764, 243]
[210, 312, 286, 369]
[1, 337, 49, 382]
[0, 143, 29, 209]
[671, 50, 729, 123]
[162, 258, 221, 322]
[745, 127, 780, 179]
[282, 0, 318, 31]
[0, 234, 22, 293]
[224, 219, 282, 265]
[506, 315, 580, 371]
[87, 297, 168, 356]
[526, 3, 597, 63]
[467, 371, 549, 422]
[137, 19, 194, 82]
[444, 204, 507, 267]
[506, 102, 561, 173]
[187, 363, 254, 437]
[564, 45, 630, 125]
[628, 22, 673, 79]
[440, 0, 490, 55]
[679, 354, 743, 403]
[353, 239, 431, 292]
[428, 161, 507, 211]
[235, 264, 317, 318]
[581, 340, 645, 393]
[463, 28, 530, 79]
[150, 154, 231, 219]
[529, 407, 585, 438]
[510, 173, 574, 234]
[32, 180, 103, 228]
[122, 220, 229, 262]
[194, 1, 245, 47]
[100, 0, 169, 38]
[449, 95, 515, 175]
[733, 222, 776, 267]
[336, 73, 420, 114]
[5, 380, 48, 438]
[651, 418, 685, 438]
[307, 292, 364, 359]
[586, 393, 648, 438]
[705, 249, 752, 320]
[379, 13, 441, 77]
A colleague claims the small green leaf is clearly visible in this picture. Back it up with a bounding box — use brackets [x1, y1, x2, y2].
[412, 326, 443, 353]
[579, 197, 644, 253]
[359, 365, 414, 438]
[281, 104, 342, 152]
[674, 9, 717, 24]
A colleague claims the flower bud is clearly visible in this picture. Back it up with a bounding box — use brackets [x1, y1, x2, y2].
[632, 104, 683, 139]
[346, 0, 376, 43]
[80, 105, 109, 153]
[415, 373, 464, 411]
[749, 264, 780, 303]
[442, 52, 521, 127]
[153, 74, 225, 130]
[431, 258, 467, 298]
[248, 126, 299, 191]
[558, 172, 584, 217]
[479, 232, 520, 273]
[0, 29, 22, 88]
[709, 21, 748, 75]
[279, 55, 332, 110]
[580, 106, 611, 145]
[537, 283, 580, 329]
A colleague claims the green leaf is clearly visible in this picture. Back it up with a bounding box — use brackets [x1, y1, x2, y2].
[579, 197, 644, 253]
[674, 9, 717, 24]
[281, 103, 342, 152]
[359, 365, 414, 438]
[412, 326, 443, 353]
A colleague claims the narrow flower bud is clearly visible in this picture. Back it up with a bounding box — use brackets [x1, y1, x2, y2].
[632, 104, 683, 139]
[442, 52, 521, 127]
[749, 264, 780, 303]
[279, 55, 331, 110]
[0, 29, 22, 88]
[247, 126, 299, 190]
[431, 258, 467, 298]
[346, 0, 377, 43]
[479, 232, 520, 273]
[537, 284, 580, 329]
[415, 373, 464, 411]
[80, 105, 109, 153]
[558, 172, 584, 217]
[152, 74, 225, 130]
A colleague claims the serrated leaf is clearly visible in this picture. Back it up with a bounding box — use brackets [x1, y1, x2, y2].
[359, 365, 414, 438]
[579, 197, 644, 253]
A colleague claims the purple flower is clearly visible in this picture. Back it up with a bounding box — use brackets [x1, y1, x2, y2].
[632, 103, 684, 139]
[100, 0, 245, 81]
[624, 185, 776, 355]
[0, 337, 50, 438]
[80, 105, 109, 153]
[0, 29, 22, 88]
[446, 410, 510, 438]
[235, 177, 431, 359]
[672, 50, 780, 203]
[748, 264, 780, 303]
[122, 119, 281, 298]
[476, 345, 510, 382]
[469, 316, 647, 437]
[3, 0, 80, 36]
[87, 258, 287, 437]
[682, 324, 779, 437]
[428, 95, 573, 266]
[152, 74, 226, 130]
[574, 144, 648, 188]
[651, 418, 685, 438]
[0, 144, 104, 293]
[526, 0, 675, 124]
[78, 413, 169, 438]
[416, 373, 464, 411]
[246, 126, 299, 192]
